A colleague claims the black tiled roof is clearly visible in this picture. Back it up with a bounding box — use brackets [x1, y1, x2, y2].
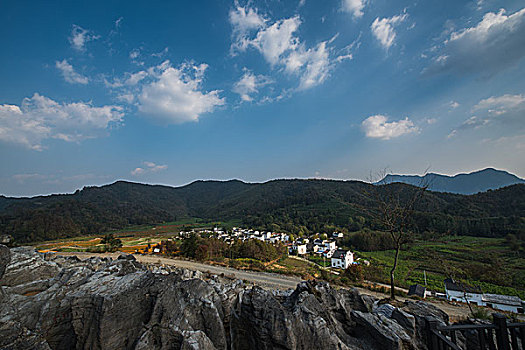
[444, 278, 482, 294]
[408, 284, 426, 297]
[332, 249, 348, 259]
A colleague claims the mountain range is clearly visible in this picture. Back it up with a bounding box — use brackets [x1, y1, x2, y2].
[1, 174, 524, 244]
[378, 168, 525, 194]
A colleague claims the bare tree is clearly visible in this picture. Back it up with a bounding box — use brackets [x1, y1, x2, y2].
[366, 169, 429, 300]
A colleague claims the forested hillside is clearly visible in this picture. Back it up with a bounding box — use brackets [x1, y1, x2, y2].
[0, 179, 523, 243]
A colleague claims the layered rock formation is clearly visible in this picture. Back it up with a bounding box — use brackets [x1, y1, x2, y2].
[0, 245, 448, 349]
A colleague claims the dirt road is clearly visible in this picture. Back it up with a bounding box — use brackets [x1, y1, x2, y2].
[55, 251, 472, 319]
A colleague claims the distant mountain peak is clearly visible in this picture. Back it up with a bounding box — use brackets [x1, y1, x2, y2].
[379, 168, 524, 194]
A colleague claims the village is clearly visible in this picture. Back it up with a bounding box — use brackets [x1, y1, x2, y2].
[176, 226, 357, 270]
[171, 226, 524, 315]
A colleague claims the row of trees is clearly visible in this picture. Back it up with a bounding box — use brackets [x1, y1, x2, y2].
[175, 234, 287, 262]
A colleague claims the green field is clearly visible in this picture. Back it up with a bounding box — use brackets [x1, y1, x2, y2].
[356, 236, 525, 299]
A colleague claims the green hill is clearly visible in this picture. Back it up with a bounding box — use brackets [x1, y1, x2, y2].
[0, 179, 523, 243]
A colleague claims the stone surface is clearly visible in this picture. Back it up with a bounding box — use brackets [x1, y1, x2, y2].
[391, 308, 416, 335]
[0, 248, 447, 350]
[0, 244, 10, 279]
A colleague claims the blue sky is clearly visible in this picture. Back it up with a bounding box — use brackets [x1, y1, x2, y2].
[1, 0, 525, 196]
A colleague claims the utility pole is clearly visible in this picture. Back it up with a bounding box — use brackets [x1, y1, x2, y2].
[424, 270, 427, 286]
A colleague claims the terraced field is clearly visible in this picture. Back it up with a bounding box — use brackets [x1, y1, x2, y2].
[357, 236, 525, 299]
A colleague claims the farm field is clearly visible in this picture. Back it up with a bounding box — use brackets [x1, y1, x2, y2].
[356, 235, 525, 299]
[33, 222, 525, 300]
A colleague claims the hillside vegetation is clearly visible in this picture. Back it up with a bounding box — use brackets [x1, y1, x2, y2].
[0, 179, 523, 244]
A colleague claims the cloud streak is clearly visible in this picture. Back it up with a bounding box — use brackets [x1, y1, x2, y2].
[69, 25, 99, 52]
[426, 7, 525, 76]
[371, 14, 407, 50]
[55, 59, 89, 84]
[361, 115, 419, 140]
[131, 161, 168, 176]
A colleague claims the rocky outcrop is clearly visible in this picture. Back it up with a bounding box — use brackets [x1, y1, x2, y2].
[0, 246, 448, 349]
[0, 244, 10, 279]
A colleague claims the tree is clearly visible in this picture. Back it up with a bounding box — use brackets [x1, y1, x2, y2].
[180, 233, 199, 258]
[365, 170, 428, 299]
[100, 233, 122, 252]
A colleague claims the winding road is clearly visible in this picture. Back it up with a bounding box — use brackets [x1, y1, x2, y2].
[57, 252, 302, 290]
[55, 251, 473, 319]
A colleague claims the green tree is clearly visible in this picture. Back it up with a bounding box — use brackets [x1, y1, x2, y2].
[365, 171, 428, 300]
[181, 233, 199, 258]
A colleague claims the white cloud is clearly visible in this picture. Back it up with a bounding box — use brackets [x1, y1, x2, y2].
[229, 4, 267, 53]
[233, 70, 272, 101]
[473, 94, 525, 113]
[137, 61, 224, 124]
[427, 8, 525, 75]
[285, 41, 332, 90]
[131, 161, 168, 176]
[12, 173, 50, 183]
[131, 167, 144, 176]
[250, 16, 302, 65]
[371, 14, 407, 49]
[449, 101, 460, 109]
[230, 4, 266, 34]
[0, 93, 122, 150]
[361, 115, 419, 140]
[448, 94, 525, 137]
[69, 25, 99, 52]
[104, 70, 148, 89]
[230, 6, 344, 91]
[55, 59, 88, 84]
[342, 0, 367, 19]
[129, 49, 140, 60]
[448, 116, 489, 138]
[125, 71, 148, 86]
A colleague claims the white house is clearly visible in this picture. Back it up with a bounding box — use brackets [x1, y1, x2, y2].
[323, 240, 337, 251]
[444, 279, 524, 313]
[296, 244, 307, 255]
[331, 249, 354, 269]
[482, 294, 524, 314]
[444, 278, 483, 305]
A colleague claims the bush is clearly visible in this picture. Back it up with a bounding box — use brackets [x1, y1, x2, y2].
[86, 245, 107, 253]
[471, 307, 491, 320]
[344, 265, 364, 283]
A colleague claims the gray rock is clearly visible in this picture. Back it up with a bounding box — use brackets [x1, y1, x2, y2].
[373, 303, 395, 318]
[391, 308, 416, 335]
[0, 248, 446, 350]
[117, 253, 136, 261]
[351, 310, 414, 350]
[402, 300, 449, 347]
[1, 247, 60, 287]
[0, 244, 11, 279]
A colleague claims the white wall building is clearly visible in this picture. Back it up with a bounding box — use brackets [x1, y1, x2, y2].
[297, 244, 307, 255]
[444, 279, 524, 313]
[482, 294, 524, 314]
[444, 278, 483, 304]
[323, 240, 336, 251]
[331, 249, 354, 269]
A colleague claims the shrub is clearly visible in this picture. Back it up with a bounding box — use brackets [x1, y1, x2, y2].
[471, 307, 491, 320]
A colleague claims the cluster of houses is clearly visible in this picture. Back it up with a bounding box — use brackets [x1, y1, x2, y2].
[179, 227, 293, 244]
[180, 227, 355, 270]
[289, 234, 355, 269]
